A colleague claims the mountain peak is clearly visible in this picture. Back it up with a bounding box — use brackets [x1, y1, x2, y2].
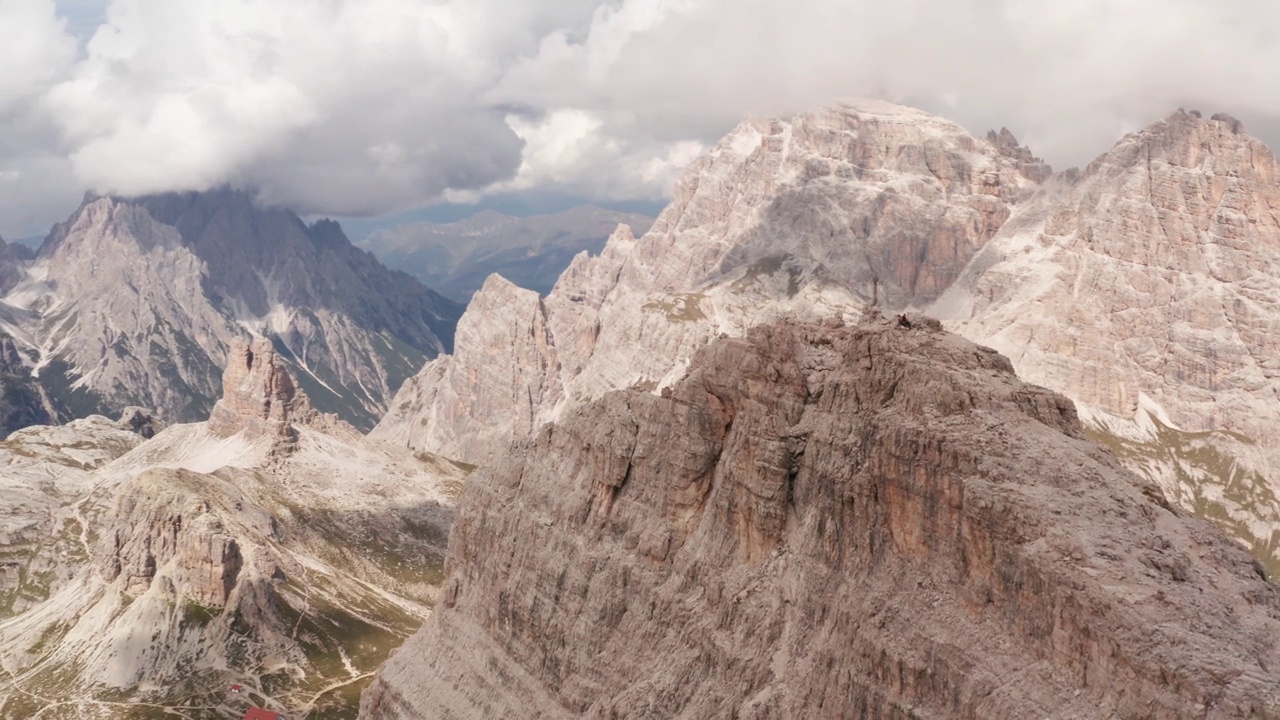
[1086, 107, 1273, 180]
[985, 126, 1053, 183]
[365, 315, 1280, 718]
[206, 336, 316, 444]
[13, 187, 461, 429]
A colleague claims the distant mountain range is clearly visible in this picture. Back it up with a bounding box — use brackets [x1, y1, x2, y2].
[0, 189, 462, 431]
[357, 206, 655, 302]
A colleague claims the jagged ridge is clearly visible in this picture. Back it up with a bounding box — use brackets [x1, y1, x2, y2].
[1, 189, 462, 430]
[363, 315, 1280, 719]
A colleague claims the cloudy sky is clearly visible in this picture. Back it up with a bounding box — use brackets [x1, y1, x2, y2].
[2, 0, 1279, 239]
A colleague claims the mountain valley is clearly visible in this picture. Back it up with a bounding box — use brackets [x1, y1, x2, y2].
[0, 338, 466, 719]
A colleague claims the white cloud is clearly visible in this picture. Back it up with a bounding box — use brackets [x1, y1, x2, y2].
[0, 0, 80, 238]
[0, 0, 76, 113]
[42, 0, 570, 214]
[6, 0, 1280, 235]
[463, 109, 704, 202]
[496, 0, 1280, 173]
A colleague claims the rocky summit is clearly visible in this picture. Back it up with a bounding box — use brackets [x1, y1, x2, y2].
[0, 188, 461, 430]
[207, 336, 320, 443]
[375, 100, 1280, 577]
[936, 109, 1280, 572]
[363, 316, 1280, 719]
[374, 99, 1048, 463]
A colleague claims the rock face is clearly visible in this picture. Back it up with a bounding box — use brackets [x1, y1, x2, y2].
[374, 275, 560, 460]
[359, 205, 657, 302]
[207, 336, 317, 442]
[97, 471, 245, 609]
[0, 332, 51, 436]
[363, 317, 1280, 720]
[377, 101, 1280, 575]
[374, 99, 1047, 462]
[0, 188, 461, 429]
[935, 109, 1280, 568]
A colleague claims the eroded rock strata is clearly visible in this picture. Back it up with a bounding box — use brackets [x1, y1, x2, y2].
[363, 316, 1280, 719]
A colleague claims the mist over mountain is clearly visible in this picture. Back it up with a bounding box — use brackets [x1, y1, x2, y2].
[358, 206, 655, 302]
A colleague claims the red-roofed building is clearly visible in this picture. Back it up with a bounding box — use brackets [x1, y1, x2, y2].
[241, 708, 284, 720]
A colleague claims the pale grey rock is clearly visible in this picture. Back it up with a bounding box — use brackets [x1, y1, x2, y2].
[376, 99, 1046, 463]
[1, 189, 462, 429]
[986, 126, 1053, 183]
[0, 332, 468, 718]
[97, 469, 246, 608]
[936, 109, 1280, 568]
[17, 197, 236, 421]
[207, 336, 317, 444]
[377, 100, 1280, 579]
[363, 317, 1280, 719]
[372, 275, 559, 461]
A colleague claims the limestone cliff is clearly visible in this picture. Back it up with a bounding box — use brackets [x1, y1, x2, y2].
[363, 316, 1280, 719]
[207, 336, 325, 444]
[376, 100, 1280, 579]
[936, 109, 1280, 570]
[374, 99, 1046, 462]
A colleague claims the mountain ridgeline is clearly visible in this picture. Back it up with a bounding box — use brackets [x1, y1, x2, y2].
[3, 98, 1280, 719]
[358, 206, 657, 302]
[376, 101, 1280, 585]
[364, 316, 1280, 719]
[0, 188, 462, 430]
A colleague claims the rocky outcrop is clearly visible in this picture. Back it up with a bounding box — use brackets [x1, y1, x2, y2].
[0, 324, 468, 717]
[207, 336, 316, 443]
[97, 469, 246, 608]
[945, 109, 1280, 438]
[115, 406, 162, 439]
[363, 316, 1280, 719]
[377, 101, 1280, 577]
[376, 99, 1047, 462]
[372, 275, 560, 460]
[986, 127, 1053, 183]
[1, 189, 462, 429]
[936, 108, 1280, 565]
